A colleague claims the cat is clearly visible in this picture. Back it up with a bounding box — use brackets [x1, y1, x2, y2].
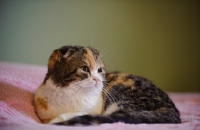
[34, 45, 181, 125]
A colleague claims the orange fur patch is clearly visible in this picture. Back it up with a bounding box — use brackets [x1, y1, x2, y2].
[85, 48, 97, 69]
[36, 97, 48, 110]
[48, 50, 60, 70]
[106, 73, 136, 92]
[42, 119, 51, 124]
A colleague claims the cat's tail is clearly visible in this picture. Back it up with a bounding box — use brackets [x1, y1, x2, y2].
[54, 108, 181, 126]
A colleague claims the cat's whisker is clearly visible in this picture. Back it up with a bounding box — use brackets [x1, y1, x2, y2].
[75, 83, 89, 95]
[103, 54, 116, 61]
[102, 89, 112, 103]
[100, 43, 112, 57]
[101, 46, 118, 58]
[102, 86, 116, 104]
[103, 82, 124, 102]
[102, 88, 116, 104]
[67, 85, 81, 95]
[77, 87, 85, 94]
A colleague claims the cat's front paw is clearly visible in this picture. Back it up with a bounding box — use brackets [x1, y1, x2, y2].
[49, 112, 87, 124]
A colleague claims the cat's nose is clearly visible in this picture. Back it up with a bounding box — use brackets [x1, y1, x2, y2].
[93, 78, 99, 82]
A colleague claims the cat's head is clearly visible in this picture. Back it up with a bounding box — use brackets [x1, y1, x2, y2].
[44, 45, 105, 94]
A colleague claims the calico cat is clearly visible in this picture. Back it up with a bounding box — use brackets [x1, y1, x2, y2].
[34, 45, 181, 125]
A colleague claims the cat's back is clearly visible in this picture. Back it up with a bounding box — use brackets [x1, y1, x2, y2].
[104, 71, 178, 112]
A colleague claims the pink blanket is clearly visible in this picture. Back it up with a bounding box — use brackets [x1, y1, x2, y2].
[0, 61, 200, 130]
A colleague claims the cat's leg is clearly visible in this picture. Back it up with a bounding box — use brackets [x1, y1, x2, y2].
[49, 112, 87, 124]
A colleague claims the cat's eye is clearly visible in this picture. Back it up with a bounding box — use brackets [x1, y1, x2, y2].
[81, 66, 89, 72]
[98, 68, 102, 73]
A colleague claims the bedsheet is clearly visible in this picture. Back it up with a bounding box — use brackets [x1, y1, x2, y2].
[0, 62, 199, 130]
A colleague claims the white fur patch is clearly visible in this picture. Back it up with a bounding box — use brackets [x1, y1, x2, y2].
[103, 103, 119, 115]
[35, 77, 103, 121]
[49, 112, 87, 124]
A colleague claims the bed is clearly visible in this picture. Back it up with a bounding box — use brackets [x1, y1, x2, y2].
[0, 61, 199, 130]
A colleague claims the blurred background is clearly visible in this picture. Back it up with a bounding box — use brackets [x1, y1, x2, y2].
[0, 0, 200, 92]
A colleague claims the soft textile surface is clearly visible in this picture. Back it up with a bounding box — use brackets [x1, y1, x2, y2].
[0, 61, 200, 130]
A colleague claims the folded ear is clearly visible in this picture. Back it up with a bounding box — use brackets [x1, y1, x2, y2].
[63, 49, 72, 59]
[48, 49, 62, 70]
[47, 46, 74, 70]
[44, 46, 78, 83]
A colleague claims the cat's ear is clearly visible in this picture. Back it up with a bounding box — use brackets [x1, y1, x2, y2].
[63, 50, 71, 59]
[48, 49, 62, 70]
[62, 48, 78, 59]
[48, 46, 74, 69]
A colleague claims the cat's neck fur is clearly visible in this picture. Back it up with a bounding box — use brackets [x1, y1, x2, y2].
[36, 78, 103, 121]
